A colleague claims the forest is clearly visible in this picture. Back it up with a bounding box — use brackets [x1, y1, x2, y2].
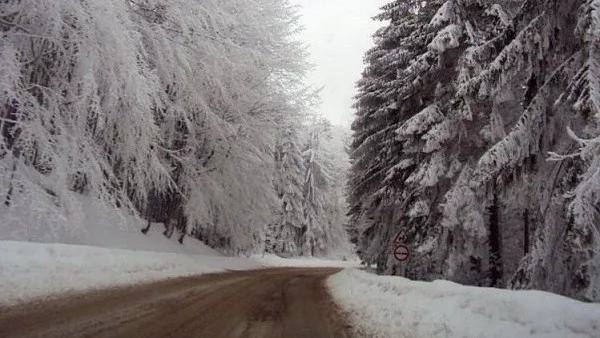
[0, 0, 350, 258]
[1, 0, 599, 304]
[347, 0, 600, 302]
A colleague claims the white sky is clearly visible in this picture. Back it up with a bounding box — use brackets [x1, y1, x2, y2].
[293, 0, 388, 127]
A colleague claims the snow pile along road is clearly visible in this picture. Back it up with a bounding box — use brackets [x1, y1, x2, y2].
[0, 241, 263, 306]
[254, 253, 359, 269]
[0, 238, 357, 307]
[0, 196, 222, 257]
[328, 269, 600, 338]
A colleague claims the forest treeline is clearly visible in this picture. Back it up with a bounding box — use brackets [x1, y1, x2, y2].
[3, 0, 598, 302]
[0, 0, 350, 257]
[348, 0, 600, 301]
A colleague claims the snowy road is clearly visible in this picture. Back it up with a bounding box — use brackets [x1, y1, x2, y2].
[0, 267, 351, 338]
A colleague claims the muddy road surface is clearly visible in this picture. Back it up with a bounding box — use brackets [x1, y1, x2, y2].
[0, 267, 353, 338]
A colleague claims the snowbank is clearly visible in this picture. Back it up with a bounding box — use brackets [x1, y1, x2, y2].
[0, 240, 359, 307]
[328, 269, 600, 338]
[253, 253, 360, 269]
[0, 240, 262, 306]
[0, 196, 358, 306]
[0, 197, 221, 256]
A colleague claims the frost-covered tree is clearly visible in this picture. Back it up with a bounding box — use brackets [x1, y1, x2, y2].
[301, 117, 346, 256]
[351, 0, 600, 301]
[349, 0, 508, 282]
[461, 0, 600, 300]
[272, 124, 306, 254]
[556, 0, 600, 301]
[268, 116, 351, 257]
[322, 125, 355, 258]
[301, 118, 330, 255]
[0, 0, 172, 229]
[0, 0, 313, 253]
[389, 0, 513, 284]
[348, 0, 429, 269]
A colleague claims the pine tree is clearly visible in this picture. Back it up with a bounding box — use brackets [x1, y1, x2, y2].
[301, 117, 339, 256]
[273, 125, 306, 254]
[348, 0, 434, 270]
[349, 0, 509, 282]
[458, 0, 600, 300]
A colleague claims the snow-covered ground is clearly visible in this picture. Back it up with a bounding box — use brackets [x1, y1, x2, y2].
[328, 269, 600, 338]
[0, 211, 357, 308]
[0, 195, 357, 306]
[0, 196, 221, 256]
[0, 240, 356, 306]
[0, 240, 263, 306]
[254, 253, 359, 269]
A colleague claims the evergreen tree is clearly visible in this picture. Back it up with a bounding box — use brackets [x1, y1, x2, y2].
[350, 0, 600, 300]
[273, 125, 306, 254]
[301, 117, 335, 256]
[349, 0, 507, 282]
[348, 0, 432, 269]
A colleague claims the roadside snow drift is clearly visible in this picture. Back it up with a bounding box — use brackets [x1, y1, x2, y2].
[0, 239, 357, 307]
[328, 269, 600, 338]
[0, 197, 221, 257]
[254, 254, 359, 269]
[0, 241, 262, 306]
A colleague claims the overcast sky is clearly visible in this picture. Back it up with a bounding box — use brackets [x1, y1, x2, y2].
[293, 0, 388, 127]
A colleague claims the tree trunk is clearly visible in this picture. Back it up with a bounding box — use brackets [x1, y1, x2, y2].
[4, 161, 17, 206]
[488, 181, 503, 287]
[524, 208, 530, 255]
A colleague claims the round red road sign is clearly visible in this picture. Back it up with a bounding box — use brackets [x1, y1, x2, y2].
[393, 245, 410, 262]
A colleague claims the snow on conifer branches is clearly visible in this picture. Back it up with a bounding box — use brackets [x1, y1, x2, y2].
[349, 0, 600, 301]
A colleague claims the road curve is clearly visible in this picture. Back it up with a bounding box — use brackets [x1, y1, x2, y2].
[0, 267, 352, 338]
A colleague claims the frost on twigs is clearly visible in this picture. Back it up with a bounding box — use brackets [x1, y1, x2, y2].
[0, 0, 318, 253]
